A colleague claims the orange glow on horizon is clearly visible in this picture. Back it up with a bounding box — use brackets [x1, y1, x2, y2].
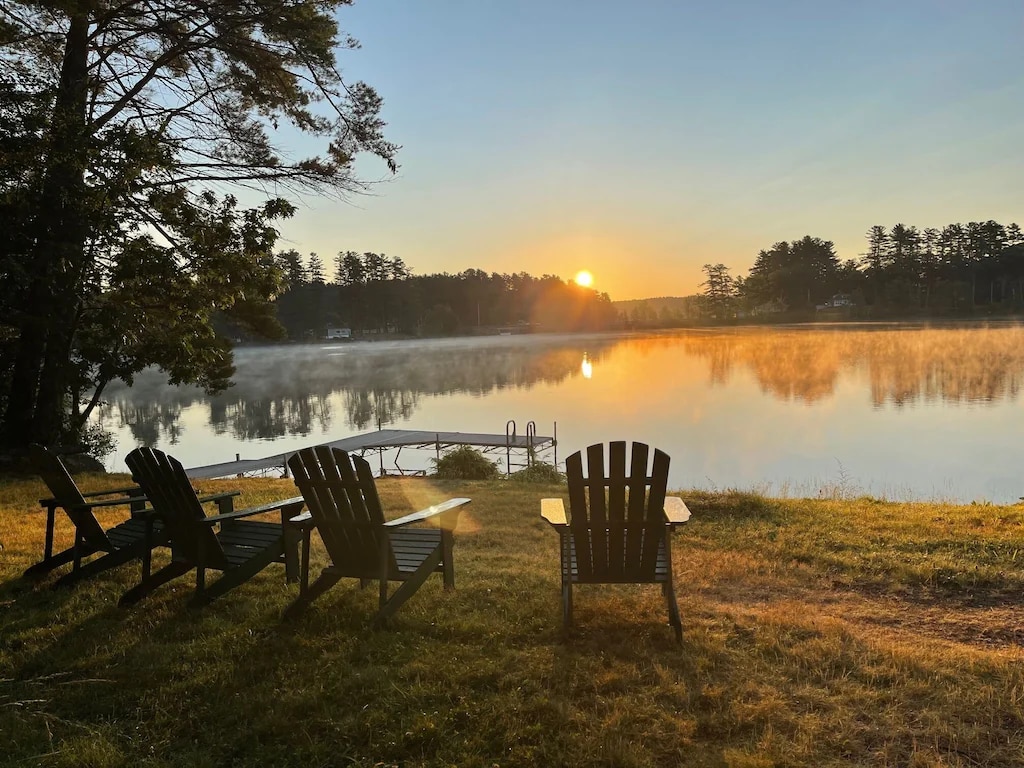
[487, 230, 715, 300]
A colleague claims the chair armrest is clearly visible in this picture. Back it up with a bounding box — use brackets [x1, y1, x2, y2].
[383, 497, 471, 528]
[287, 510, 314, 529]
[78, 485, 142, 499]
[39, 490, 145, 508]
[203, 496, 305, 525]
[83, 495, 149, 509]
[196, 490, 241, 505]
[541, 498, 567, 527]
[663, 496, 691, 527]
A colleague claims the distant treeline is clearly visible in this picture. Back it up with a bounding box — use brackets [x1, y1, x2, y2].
[269, 249, 617, 340]
[268, 218, 1024, 341]
[704, 220, 1024, 319]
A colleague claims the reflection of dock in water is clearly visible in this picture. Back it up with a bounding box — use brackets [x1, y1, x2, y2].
[184, 423, 556, 480]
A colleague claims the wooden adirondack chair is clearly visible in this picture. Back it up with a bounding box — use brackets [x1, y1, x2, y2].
[283, 445, 470, 625]
[541, 441, 691, 641]
[120, 447, 305, 607]
[23, 443, 164, 587]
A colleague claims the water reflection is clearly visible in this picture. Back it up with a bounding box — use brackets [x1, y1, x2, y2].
[113, 401, 185, 446]
[679, 325, 1024, 406]
[96, 325, 1024, 501]
[100, 326, 1024, 447]
[99, 336, 619, 445]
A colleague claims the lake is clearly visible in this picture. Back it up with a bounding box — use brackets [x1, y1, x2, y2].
[96, 323, 1024, 503]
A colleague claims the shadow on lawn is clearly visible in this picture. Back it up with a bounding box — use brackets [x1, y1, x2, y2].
[1, 563, 784, 765]
[1, 567, 326, 762]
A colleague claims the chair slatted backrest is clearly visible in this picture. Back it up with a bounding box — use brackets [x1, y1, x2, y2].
[288, 446, 390, 574]
[125, 447, 228, 569]
[566, 441, 670, 582]
[29, 443, 111, 548]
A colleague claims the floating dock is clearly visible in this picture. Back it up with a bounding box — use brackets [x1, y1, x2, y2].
[184, 424, 556, 480]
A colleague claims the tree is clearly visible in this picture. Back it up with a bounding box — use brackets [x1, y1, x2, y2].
[336, 250, 365, 286]
[390, 256, 410, 280]
[72, 194, 289, 431]
[308, 253, 326, 286]
[278, 250, 308, 288]
[700, 263, 735, 319]
[741, 237, 839, 310]
[363, 252, 389, 282]
[860, 225, 888, 304]
[0, 0, 397, 451]
[881, 223, 922, 306]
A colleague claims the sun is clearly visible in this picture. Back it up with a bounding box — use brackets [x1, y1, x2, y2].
[574, 270, 594, 288]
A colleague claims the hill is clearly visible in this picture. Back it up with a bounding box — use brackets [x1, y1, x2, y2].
[613, 295, 702, 322]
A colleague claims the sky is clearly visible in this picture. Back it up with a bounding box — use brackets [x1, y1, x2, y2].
[272, 0, 1024, 300]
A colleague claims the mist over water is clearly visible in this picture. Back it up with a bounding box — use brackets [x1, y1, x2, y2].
[98, 324, 1024, 502]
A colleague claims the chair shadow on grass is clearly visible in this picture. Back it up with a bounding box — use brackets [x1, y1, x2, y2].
[1, 562, 319, 762]
[3, 542, 710, 764]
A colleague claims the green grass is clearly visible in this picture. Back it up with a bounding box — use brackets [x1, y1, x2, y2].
[2, 475, 1023, 767]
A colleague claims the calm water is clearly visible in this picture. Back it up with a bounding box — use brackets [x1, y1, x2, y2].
[97, 323, 1024, 503]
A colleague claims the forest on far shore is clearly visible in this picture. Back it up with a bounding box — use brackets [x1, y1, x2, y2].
[268, 250, 618, 340]
[699, 220, 1024, 323]
[266, 219, 1024, 341]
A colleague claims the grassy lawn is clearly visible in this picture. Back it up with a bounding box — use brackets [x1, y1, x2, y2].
[2, 474, 1023, 767]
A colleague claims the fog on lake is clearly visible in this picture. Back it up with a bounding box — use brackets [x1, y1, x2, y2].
[97, 323, 1024, 503]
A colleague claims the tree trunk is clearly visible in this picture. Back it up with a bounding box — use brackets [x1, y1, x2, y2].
[1, 12, 91, 450]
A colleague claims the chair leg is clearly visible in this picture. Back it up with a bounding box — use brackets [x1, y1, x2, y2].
[43, 504, 57, 562]
[119, 561, 193, 606]
[664, 580, 682, 643]
[377, 539, 390, 608]
[281, 504, 305, 584]
[191, 543, 284, 607]
[373, 548, 443, 627]
[141, 542, 153, 580]
[23, 545, 94, 579]
[441, 528, 455, 590]
[299, 530, 311, 594]
[72, 531, 91, 574]
[52, 544, 144, 589]
[282, 569, 345, 621]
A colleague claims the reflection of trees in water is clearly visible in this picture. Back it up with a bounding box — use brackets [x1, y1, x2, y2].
[98, 338, 615, 444]
[862, 328, 1024, 406]
[702, 338, 735, 386]
[209, 393, 335, 441]
[344, 389, 419, 431]
[97, 328, 1024, 448]
[678, 333, 840, 403]
[681, 325, 1024, 406]
[108, 401, 185, 445]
